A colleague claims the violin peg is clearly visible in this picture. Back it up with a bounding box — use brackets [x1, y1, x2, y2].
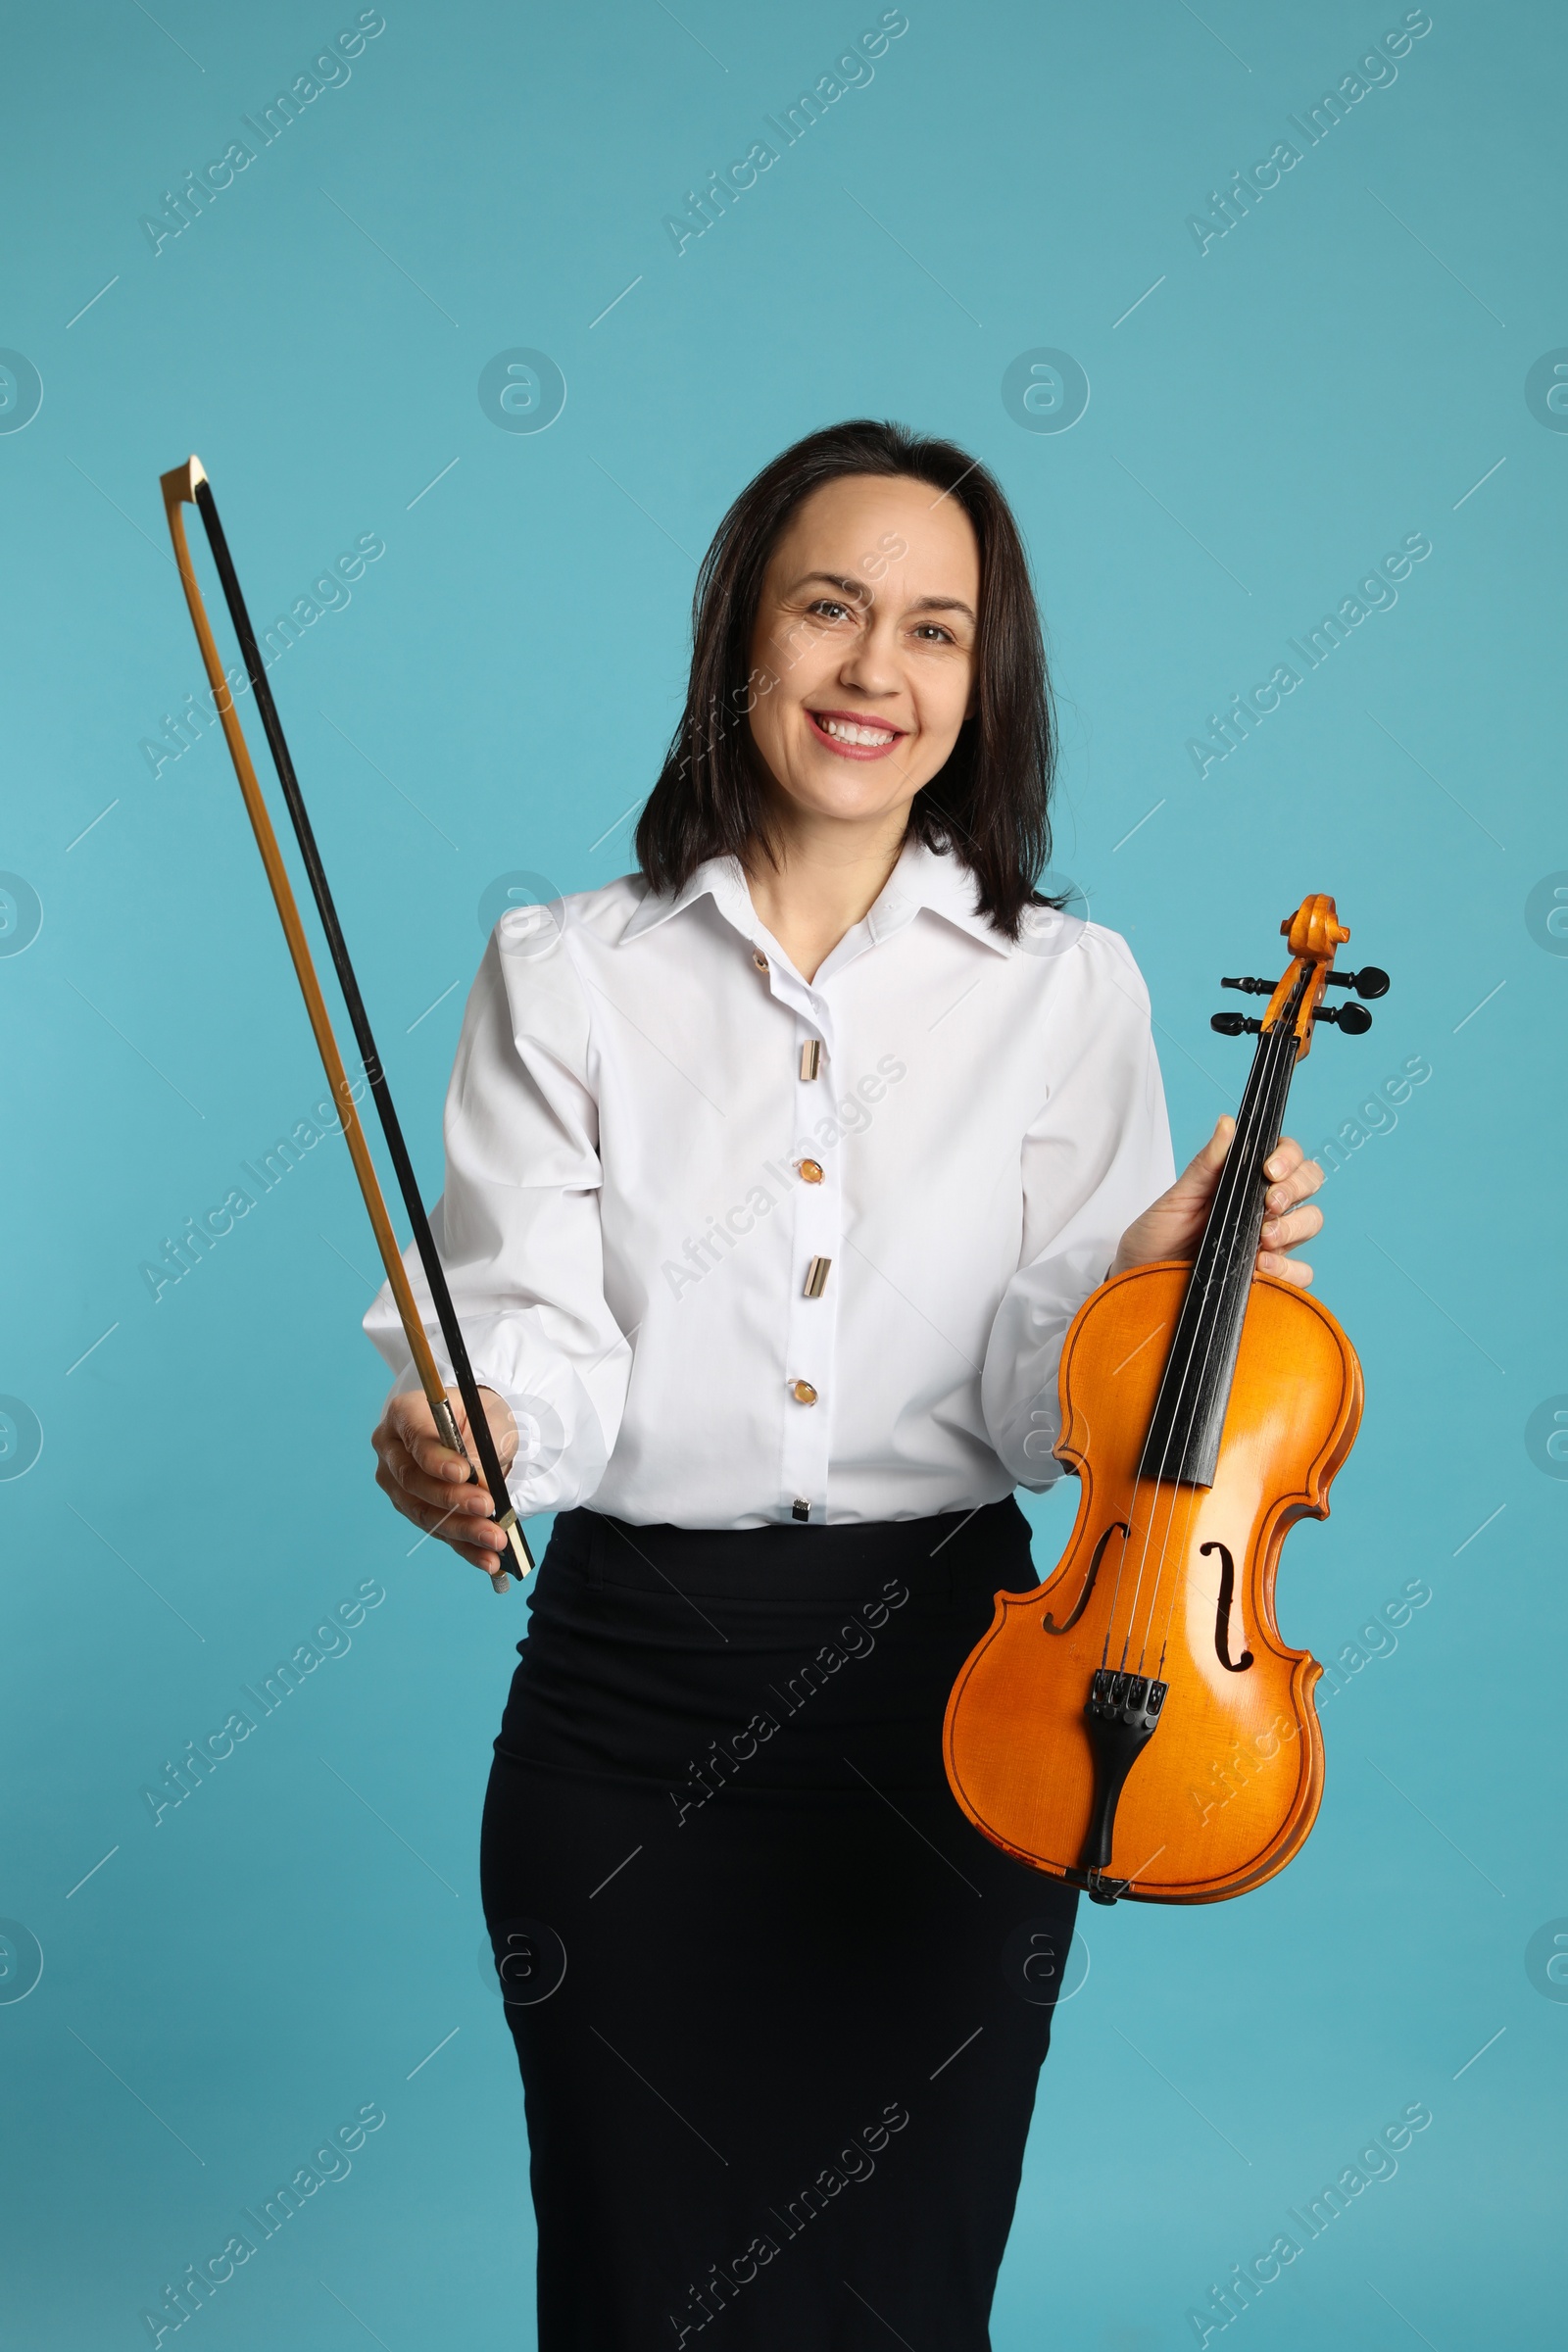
[1210, 1012, 1261, 1035]
[1220, 975, 1273, 996]
[1313, 1003, 1373, 1034]
[1324, 965, 1390, 1000]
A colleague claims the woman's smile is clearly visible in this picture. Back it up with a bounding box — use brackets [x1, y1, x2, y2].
[806, 706, 908, 759]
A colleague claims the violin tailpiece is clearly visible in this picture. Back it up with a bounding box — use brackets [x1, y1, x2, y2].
[1075, 1669, 1168, 1897]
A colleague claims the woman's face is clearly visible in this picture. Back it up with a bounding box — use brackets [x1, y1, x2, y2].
[746, 473, 980, 834]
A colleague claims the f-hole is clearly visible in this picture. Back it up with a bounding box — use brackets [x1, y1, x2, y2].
[1044, 1520, 1128, 1636]
[1201, 1541, 1253, 1672]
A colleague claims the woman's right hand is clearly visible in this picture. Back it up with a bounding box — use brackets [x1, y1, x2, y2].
[371, 1386, 520, 1574]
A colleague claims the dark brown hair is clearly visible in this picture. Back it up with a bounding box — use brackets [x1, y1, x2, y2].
[634, 418, 1055, 939]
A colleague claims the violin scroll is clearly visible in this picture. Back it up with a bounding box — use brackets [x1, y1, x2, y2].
[1211, 896, 1392, 1053]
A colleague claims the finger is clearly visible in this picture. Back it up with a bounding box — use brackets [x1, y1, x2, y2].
[406, 1478, 509, 1552]
[1174, 1115, 1234, 1199]
[1259, 1203, 1323, 1252]
[385, 1391, 472, 1480]
[437, 1513, 509, 1562]
[375, 1448, 447, 1525]
[408, 1427, 473, 1483]
[412, 1389, 485, 1483]
[1264, 1150, 1323, 1214]
[1195, 1114, 1234, 1173]
[1256, 1247, 1313, 1286]
[386, 1394, 440, 1444]
[405, 1466, 492, 1519]
[1263, 1137, 1303, 1183]
[456, 1539, 510, 1574]
[404, 1488, 508, 1555]
[374, 1458, 423, 1527]
[377, 1429, 434, 1494]
[1266, 1169, 1319, 1216]
[382, 1439, 492, 1519]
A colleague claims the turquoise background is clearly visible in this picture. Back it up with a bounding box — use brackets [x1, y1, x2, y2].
[2, 0, 1563, 2344]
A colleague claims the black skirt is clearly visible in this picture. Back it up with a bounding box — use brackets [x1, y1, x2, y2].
[479, 1497, 1078, 2351]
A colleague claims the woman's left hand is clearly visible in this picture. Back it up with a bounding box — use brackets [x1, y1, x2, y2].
[1110, 1117, 1325, 1286]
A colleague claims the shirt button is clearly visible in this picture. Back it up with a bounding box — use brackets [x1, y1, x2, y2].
[753, 950, 768, 972]
[798, 1158, 824, 1184]
[791, 1380, 818, 1406]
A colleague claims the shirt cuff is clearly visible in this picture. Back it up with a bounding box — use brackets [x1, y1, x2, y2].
[466, 1362, 600, 1518]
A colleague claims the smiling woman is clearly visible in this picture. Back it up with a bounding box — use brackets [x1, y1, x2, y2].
[637, 419, 1054, 967]
[363, 417, 1327, 2350]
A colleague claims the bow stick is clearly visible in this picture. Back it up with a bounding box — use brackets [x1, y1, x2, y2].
[160, 455, 532, 1592]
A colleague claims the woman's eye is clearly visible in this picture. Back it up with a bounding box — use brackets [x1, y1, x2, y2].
[911, 622, 956, 644]
[809, 600, 853, 621]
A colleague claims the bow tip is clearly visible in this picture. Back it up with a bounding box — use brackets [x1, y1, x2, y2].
[159, 454, 208, 504]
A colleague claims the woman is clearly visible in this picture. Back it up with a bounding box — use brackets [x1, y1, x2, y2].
[367, 420, 1323, 2349]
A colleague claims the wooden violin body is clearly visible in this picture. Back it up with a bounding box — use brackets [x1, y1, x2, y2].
[944, 1262, 1361, 1902]
[945, 893, 1380, 1906]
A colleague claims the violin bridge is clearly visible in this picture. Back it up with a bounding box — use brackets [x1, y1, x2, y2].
[1074, 1668, 1167, 1901]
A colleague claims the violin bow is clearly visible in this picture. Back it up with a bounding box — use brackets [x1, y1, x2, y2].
[159, 455, 532, 1592]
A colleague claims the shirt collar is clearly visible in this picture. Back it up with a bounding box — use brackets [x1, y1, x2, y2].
[620, 855, 755, 946]
[865, 835, 1011, 956]
[619, 837, 1010, 957]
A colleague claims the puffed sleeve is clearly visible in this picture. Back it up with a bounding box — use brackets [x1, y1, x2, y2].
[980, 929, 1174, 1491]
[363, 911, 632, 1515]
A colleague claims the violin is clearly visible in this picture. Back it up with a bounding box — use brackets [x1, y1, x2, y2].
[945, 894, 1390, 1905]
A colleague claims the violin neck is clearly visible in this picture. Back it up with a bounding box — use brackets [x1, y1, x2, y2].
[1137, 974, 1307, 1488]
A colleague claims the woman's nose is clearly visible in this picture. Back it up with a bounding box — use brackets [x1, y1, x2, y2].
[837, 623, 901, 698]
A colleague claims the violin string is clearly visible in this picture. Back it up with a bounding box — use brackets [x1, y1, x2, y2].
[1109, 1004, 1287, 1663]
[1141, 998, 1306, 1678]
[1130, 1061, 1280, 1676]
[1118, 978, 1306, 1676]
[1138, 1007, 1300, 1672]
[1099, 1517, 1132, 1669]
[1126, 1036, 1282, 1672]
[1147, 1483, 1209, 1682]
[1152, 1037, 1303, 1676]
[1095, 1048, 1271, 1669]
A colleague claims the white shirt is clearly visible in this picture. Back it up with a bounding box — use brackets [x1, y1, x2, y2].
[364, 837, 1173, 1529]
